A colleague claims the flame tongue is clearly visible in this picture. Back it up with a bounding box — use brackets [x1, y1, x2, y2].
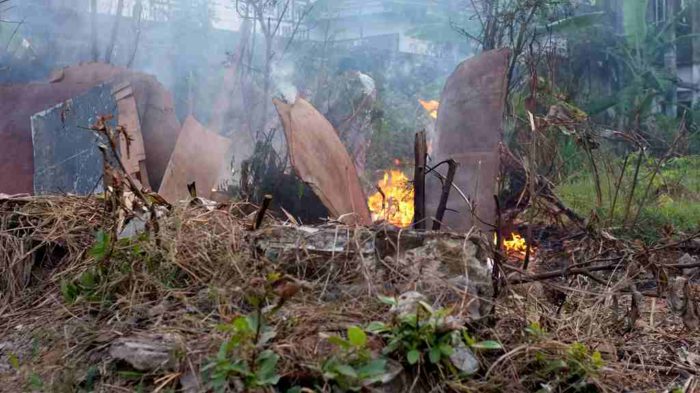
[368, 170, 414, 227]
[419, 99, 439, 119]
[496, 232, 535, 260]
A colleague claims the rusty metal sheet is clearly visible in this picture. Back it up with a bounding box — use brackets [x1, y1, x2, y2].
[158, 116, 232, 203]
[273, 98, 371, 226]
[0, 83, 98, 194]
[426, 49, 511, 231]
[125, 74, 181, 190]
[0, 63, 180, 195]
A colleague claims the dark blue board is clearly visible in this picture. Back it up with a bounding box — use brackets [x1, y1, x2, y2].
[31, 83, 119, 195]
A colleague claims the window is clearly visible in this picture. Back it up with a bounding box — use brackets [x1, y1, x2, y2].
[652, 0, 667, 23]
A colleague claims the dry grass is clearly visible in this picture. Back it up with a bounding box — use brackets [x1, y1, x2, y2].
[0, 195, 698, 392]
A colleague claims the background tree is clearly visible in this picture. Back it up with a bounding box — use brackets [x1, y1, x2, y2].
[234, 0, 314, 135]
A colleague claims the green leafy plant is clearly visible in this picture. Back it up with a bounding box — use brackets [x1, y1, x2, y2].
[525, 321, 546, 339]
[321, 326, 387, 391]
[204, 314, 280, 392]
[59, 266, 109, 304]
[8, 352, 19, 370]
[531, 342, 604, 393]
[59, 230, 123, 304]
[27, 372, 43, 391]
[203, 274, 295, 392]
[89, 230, 112, 262]
[520, 322, 604, 391]
[368, 297, 502, 373]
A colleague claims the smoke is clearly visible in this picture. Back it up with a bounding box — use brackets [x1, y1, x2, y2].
[272, 59, 298, 102]
[1, 0, 473, 178]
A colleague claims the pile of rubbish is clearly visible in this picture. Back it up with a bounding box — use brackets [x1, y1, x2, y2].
[0, 51, 698, 392]
[0, 50, 514, 231]
[0, 62, 232, 204]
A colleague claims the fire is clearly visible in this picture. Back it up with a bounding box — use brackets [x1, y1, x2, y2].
[368, 170, 415, 227]
[495, 232, 535, 260]
[419, 99, 439, 119]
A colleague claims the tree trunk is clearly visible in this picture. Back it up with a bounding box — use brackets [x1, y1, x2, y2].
[664, 0, 679, 116]
[90, 0, 99, 62]
[105, 0, 125, 64]
[260, 31, 273, 136]
[692, 0, 700, 106]
[126, 0, 143, 68]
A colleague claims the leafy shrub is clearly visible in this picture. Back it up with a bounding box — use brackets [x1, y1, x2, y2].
[523, 322, 604, 392]
[204, 314, 280, 392]
[368, 297, 501, 373]
[321, 326, 387, 391]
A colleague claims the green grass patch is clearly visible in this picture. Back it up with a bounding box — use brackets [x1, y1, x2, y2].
[557, 154, 700, 241]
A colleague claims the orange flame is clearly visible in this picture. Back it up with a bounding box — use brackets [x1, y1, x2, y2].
[419, 99, 439, 119]
[368, 170, 414, 227]
[495, 232, 535, 260]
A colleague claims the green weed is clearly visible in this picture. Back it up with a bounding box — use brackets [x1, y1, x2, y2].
[204, 314, 281, 392]
[369, 297, 501, 374]
[321, 325, 387, 391]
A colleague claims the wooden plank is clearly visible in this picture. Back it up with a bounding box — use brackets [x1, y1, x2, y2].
[413, 131, 427, 230]
[113, 82, 151, 189]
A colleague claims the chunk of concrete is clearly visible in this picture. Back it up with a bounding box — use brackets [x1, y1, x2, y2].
[109, 333, 182, 371]
[449, 343, 479, 375]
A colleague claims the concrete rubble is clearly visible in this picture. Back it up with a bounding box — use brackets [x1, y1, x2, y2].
[109, 333, 183, 371]
[256, 224, 494, 321]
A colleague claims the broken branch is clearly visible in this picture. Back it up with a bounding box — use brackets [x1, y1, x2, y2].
[413, 130, 427, 230]
[432, 159, 457, 231]
[253, 194, 273, 230]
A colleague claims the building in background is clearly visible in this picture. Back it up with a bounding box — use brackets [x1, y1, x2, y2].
[306, 0, 468, 59]
[602, 0, 700, 112]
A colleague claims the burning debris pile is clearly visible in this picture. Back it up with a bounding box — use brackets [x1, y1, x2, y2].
[497, 232, 536, 261]
[0, 50, 699, 393]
